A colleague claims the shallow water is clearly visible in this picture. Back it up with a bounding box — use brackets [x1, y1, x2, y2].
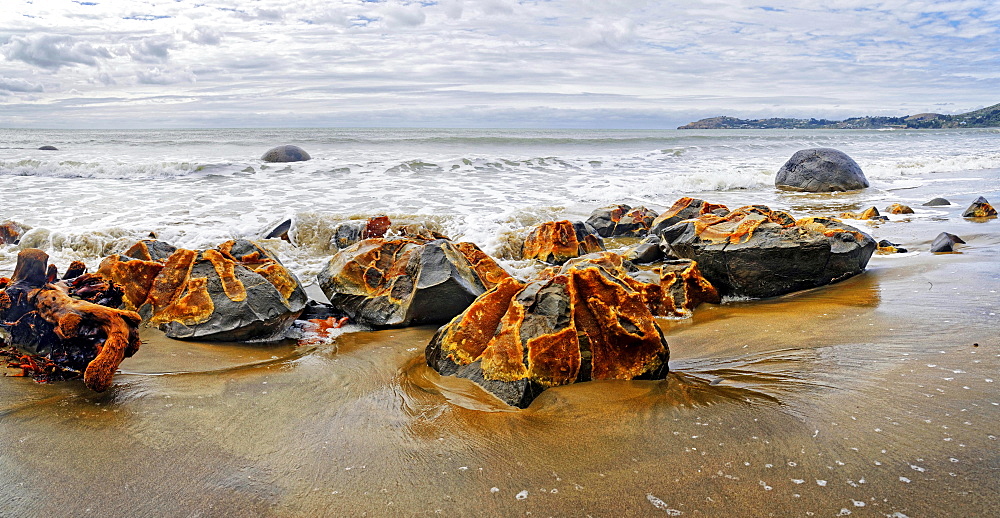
[2, 130, 999, 515]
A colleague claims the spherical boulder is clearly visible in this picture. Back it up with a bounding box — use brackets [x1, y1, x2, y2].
[38, 145, 58, 151]
[261, 145, 311, 163]
[775, 148, 869, 192]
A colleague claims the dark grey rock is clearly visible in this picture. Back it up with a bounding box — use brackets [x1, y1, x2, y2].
[930, 232, 966, 253]
[623, 235, 664, 264]
[260, 219, 292, 241]
[261, 145, 311, 163]
[331, 220, 367, 249]
[922, 197, 951, 206]
[961, 196, 997, 217]
[157, 240, 308, 341]
[317, 239, 488, 328]
[586, 204, 658, 237]
[661, 216, 876, 298]
[38, 145, 58, 151]
[775, 148, 869, 192]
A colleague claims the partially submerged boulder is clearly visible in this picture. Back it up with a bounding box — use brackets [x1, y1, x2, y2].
[649, 198, 729, 236]
[261, 145, 311, 163]
[922, 198, 951, 206]
[775, 148, 869, 192]
[885, 203, 915, 215]
[876, 239, 908, 254]
[930, 232, 965, 253]
[426, 258, 670, 408]
[0, 249, 142, 392]
[38, 145, 58, 151]
[660, 205, 876, 298]
[1, 220, 26, 245]
[98, 239, 308, 341]
[586, 204, 658, 237]
[962, 196, 997, 218]
[317, 238, 510, 328]
[329, 215, 447, 250]
[840, 207, 886, 221]
[623, 235, 664, 264]
[521, 220, 604, 264]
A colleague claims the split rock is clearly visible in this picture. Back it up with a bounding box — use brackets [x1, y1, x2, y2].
[775, 148, 869, 192]
[317, 238, 509, 328]
[99, 239, 307, 341]
[660, 205, 876, 298]
[426, 259, 670, 408]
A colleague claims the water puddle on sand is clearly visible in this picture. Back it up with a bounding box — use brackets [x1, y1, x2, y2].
[2, 237, 999, 516]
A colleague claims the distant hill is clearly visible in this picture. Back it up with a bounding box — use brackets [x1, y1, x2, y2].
[678, 103, 1000, 129]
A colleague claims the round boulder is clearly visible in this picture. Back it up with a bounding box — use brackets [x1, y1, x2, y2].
[775, 148, 869, 192]
[38, 145, 58, 151]
[261, 145, 311, 163]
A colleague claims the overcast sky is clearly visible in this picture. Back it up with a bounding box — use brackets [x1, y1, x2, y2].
[1, 0, 998, 129]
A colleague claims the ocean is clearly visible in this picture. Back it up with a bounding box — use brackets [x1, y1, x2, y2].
[2, 127, 999, 279]
[2, 127, 999, 516]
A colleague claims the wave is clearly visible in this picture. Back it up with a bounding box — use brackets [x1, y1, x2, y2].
[0, 159, 242, 180]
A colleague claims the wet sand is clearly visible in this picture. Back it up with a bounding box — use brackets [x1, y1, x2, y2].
[2, 178, 999, 516]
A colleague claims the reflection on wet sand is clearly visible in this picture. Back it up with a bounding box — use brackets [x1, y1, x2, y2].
[3, 191, 1000, 517]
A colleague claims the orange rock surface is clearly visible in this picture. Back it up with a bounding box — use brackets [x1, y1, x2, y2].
[522, 220, 604, 264]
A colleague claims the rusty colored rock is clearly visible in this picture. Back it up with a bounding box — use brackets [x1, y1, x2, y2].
[0, 249, 142, 392]
[962, 196, 997, 218]
[650, 198, 730, 236]
[885, 203, 915, 215]
[661, 206, 876, 298]
[522, 220, 604, 264]
[840, 207, 884, 221]
[876, 239, 908, 254]
[0, 220, 26, 245]
[586, 204, 659, 237]
[427, 257, 670, 408]
[362, 215, 392, 239]
[655, 259, 721, 317]
[453, 241, 511, 289]
[318, 238, 502, 328]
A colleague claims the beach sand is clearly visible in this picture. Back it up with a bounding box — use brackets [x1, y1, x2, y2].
[2, 176, 998, 516]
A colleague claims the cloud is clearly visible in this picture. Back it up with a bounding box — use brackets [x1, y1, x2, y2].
[1, 34, 112, 69]
[380, 4, 427, 27]
[136, 66, 195, 85]
[127, 35, 174, 63]
[182, 26, 223, 45]
[0, 76, 44, 93]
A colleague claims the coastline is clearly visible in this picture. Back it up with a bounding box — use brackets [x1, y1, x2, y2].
[2, 164, 998, 515]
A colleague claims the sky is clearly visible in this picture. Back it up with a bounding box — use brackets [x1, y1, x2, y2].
[1, 0, 998, 129]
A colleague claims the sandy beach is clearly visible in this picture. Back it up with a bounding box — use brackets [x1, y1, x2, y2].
[2, 163, 998, 516]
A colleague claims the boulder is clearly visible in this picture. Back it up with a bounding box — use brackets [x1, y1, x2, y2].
[840, 207, 887, 221]
[656, 259, 721, 317]
[261, 145, 311, 163]
[962, 196, 997, 218]
[1, 220, 26, 245]
[317, 238, 510, 328]
[330, 216, 447, 250]
[98, 239, 308, 341]
[876, 239, 907, 254]
[586, 204, 658, 237]
[885, 203, 915, 215]
[930, 232, 965, 253]
[660, 205, 876, 298]
[922, 197, 951, 206]
[37, 145, 58, 151]
[649, 197, 729, 236]
[522, 220, 604, 264]
[426, 258, 670, 408]
[775, 148, 869, 192]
